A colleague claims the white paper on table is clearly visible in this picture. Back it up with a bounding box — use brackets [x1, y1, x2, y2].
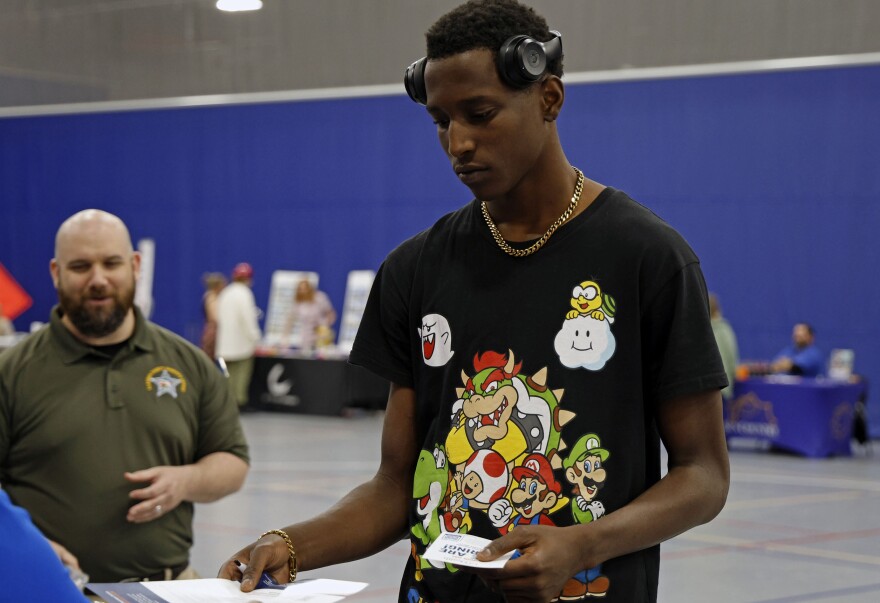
[141, 578, 365, 602]
[422, 533, 515, 569]
[280, 579, 368, 596]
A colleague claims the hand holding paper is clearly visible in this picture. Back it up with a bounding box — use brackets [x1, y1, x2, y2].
[422, 533, 515, 569]
[427, 525, 591, 603]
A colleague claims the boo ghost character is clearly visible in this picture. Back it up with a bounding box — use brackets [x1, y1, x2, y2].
[418, 313, 454, 367]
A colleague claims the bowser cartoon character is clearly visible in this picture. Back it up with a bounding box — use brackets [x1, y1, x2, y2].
[445, 350, 575, 468]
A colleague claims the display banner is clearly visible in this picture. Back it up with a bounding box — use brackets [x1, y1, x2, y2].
[0, 261, 32, 321]
[134, 238, 155, 319]
[337, 270, 375, 353]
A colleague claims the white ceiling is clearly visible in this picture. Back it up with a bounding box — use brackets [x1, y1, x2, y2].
[1, 0, 878, 109]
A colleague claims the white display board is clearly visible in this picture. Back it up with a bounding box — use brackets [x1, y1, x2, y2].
[134, 238, 155, 319]
[828, 349, 855, 381]
[336, 270, 376, 353]
[263, 270, 319, 348]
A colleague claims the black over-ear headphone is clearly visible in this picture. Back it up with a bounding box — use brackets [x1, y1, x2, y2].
[404, 30, 563, 106]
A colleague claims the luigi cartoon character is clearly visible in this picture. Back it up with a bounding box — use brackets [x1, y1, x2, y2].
[559, 433, 611, 600]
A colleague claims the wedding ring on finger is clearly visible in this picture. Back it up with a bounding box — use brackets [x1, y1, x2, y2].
[155, 504, 163, 515]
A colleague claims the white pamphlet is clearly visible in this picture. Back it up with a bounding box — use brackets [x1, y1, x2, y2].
[87, 577, 367, 603]
[421, 533, 515, 569]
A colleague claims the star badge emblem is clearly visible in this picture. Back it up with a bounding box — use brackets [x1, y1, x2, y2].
[150, 369, 182, 399]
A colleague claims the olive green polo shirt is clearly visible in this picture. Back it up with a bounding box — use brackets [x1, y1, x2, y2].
[0, 306, 249, 582]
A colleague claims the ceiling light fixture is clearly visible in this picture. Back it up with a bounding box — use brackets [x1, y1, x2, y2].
[216, 0, 263, 12]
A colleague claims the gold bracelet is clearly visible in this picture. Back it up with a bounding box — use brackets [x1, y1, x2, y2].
[260, 529, 298, 583]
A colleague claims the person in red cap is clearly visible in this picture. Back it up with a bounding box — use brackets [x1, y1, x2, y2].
[216, 262, 262, 409]
[232, 262, 254, 281]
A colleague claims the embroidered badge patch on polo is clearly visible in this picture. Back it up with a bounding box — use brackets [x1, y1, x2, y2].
[145, 366, 187, 399]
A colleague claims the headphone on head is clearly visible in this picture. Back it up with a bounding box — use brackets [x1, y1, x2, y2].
[404, 30, 563, 106]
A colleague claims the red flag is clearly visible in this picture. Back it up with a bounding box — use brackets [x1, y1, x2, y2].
[0, 262, 33, 320]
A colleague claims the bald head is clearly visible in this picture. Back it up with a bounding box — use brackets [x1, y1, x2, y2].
[51, 209, 140, 344]
[55, 210, 133, 260]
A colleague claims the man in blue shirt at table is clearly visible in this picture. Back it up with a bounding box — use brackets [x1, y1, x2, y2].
[771, 322, 824, 377]
[1, 489, 89, 601]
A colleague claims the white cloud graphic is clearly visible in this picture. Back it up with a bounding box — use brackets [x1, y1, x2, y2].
[554, 314, 616, 370]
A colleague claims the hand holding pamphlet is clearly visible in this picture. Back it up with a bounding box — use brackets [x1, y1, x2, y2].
[421, 532, 516, 569]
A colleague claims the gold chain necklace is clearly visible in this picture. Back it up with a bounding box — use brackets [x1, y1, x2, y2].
[480, 167, 585, 257]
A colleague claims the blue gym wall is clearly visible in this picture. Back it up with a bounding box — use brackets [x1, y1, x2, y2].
[1, 64, 878, 436]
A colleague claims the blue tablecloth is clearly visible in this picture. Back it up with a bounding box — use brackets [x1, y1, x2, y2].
[725, 377, 866, 458]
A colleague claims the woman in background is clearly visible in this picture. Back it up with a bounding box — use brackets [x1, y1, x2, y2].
[284, 278, 336, 350]
[200, 272, 227, 358]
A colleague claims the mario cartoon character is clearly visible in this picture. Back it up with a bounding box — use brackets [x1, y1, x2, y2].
[559, 434, 611, 600]
[490, 453, 567, 534]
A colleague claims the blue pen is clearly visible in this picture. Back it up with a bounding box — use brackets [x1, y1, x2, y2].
[234, 560, 286, 590]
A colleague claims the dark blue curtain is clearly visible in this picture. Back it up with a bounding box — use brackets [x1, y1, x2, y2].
[2, 64, 878, 435]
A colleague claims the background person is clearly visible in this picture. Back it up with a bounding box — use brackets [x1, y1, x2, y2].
[283, 278, 336, 351]
[200, 271, 227, 359]
[219, 2, 729, 602]
[0, 302, 14, 336]
[709, 293, 739, 400]
[0, 209, 250, 582]
[771, 322, 824, 377]
[1, 489, 89, 602]
[216, 262, 262, 408]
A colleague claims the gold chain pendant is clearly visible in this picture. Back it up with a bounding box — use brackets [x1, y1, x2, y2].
[480, 167, 585, 257]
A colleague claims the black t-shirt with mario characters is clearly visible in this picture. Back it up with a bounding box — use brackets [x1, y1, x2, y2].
[350, 186, 727, 602]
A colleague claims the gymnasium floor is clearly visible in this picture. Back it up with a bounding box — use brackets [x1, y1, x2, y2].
[191, 411, 880, 603]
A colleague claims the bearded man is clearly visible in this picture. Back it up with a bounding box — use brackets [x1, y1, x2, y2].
[0, 209, 249, 586]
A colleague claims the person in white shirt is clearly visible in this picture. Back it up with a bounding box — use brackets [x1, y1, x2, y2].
[215, 262, 262, 408]
[709, 293, 739, 400]
[0, 303, 15, 337]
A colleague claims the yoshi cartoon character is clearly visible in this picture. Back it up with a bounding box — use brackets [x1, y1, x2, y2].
[410, 445, 459, 579]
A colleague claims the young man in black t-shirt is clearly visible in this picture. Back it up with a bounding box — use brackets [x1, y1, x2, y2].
[221, 1, 730, 601]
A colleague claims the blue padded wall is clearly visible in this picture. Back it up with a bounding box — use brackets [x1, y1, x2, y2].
[1, 64, 878, 436]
